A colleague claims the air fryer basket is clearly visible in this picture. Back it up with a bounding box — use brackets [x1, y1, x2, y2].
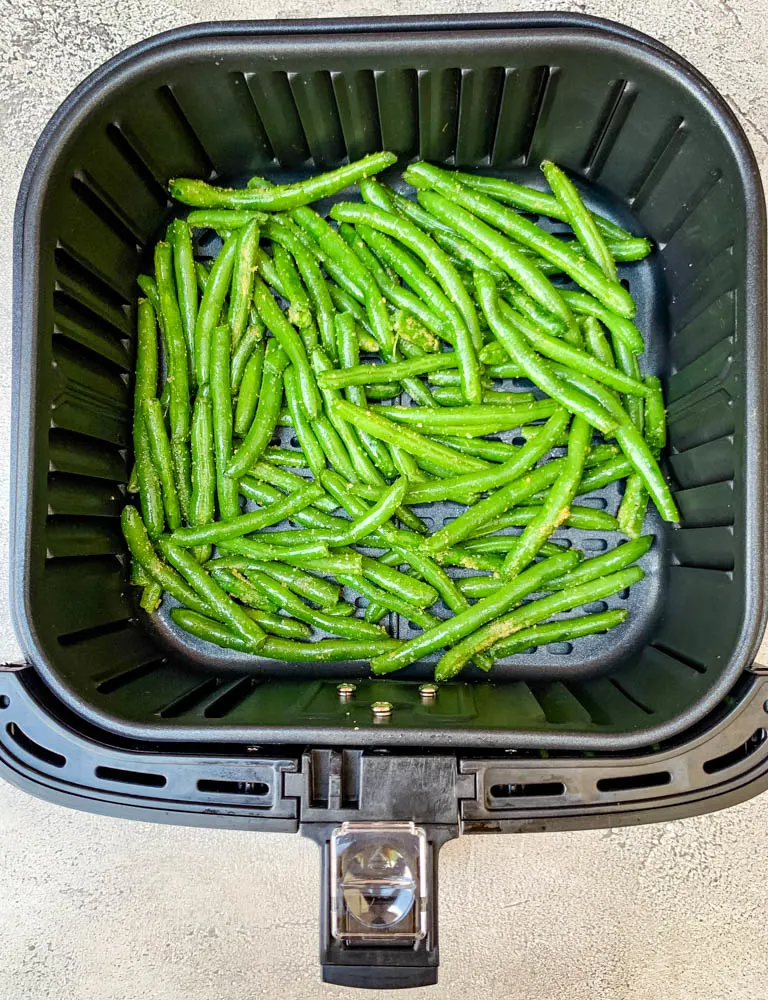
[11, 14, 766, 751]
[7, 14, 767, 989]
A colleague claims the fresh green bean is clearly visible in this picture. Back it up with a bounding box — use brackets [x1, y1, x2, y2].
[463, 536, 566, 557]
[133, 299, 164, 539]
[618, 477, 650, 539]
[319, 473, 408, 545]
[489, 608, 631, 661]
[171, 479, 325, 547]
[431, 387, 534, 406]
[431, 435, 520, 463]
[371, 550, 579, 675]
[575, 456, 633, 495]
[209, 566, 279, 611]
[336, 573, 438, 630]
[330, 399, 489, 476]
[474, 504, 619, 534]
[375, 400, 560, 431]
[243, 568, 386, 640]
[501, 416, 590, 577]
[172, 152, 396, 210]
[438, 565, 642, 679]
[233, 341, 265, 438]
[228, 219, 260, 347]
[142, 398, 183, 531]
[154, 241, 192, 520]
[393, 311, 441, 353]
[230, 321, 264, 392]
[553, 535, 653, 591]
[320, 354, 460, 390]
[186, 209, 266, 232]
[359, 556, 437, 609]
[644, 376, 667, 452]
[560, 290, 644, 355]
[248, 460, 338, 514]
[282, 365, 326, 480]
[541, 160, 616, 280]
[244, 561, 340, 607]
[313, 413, 358, 481]
[121, 506, 210, 614]
[582, 315, 615, 367]
[405, 163, 635, 318]
[210, 323, 241, 520]
[474, 271, 618, 434]
[168, 219, 198, 372]
[262, 446, 306, 468]
[216, 537, 330, 564]
[227, 340, 289, 478]
[238, 479, 343, 533]
[194, 234, 238, 388]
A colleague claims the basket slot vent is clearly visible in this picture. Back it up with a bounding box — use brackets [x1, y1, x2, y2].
[50, 342, 130, 447]
[596, 770, 670, 793]
[455, 66, 504, 166]
[48, 428, 129, 482]
[54, 246, 132, 332]
[668, 338, 733, 405]
[418, 67, 460, 163]
[44, 555, 127, 637]
[70, 173, 142, 251]
[671, 244, 736, 330]
[331, 70, 383, 162]
[158, 678, 222, 718]
[670, 526, 735, 573]
[155, 85, 215, 177]
[374, 69, 419, 160]
[668, 390, 734, 453]
[5, 724, 67, 769]
[670, 291, 735, 372]
[203, 677, 258, 719]
[53, 293, 131, 370]
[289, 71, 346, 168]
[57, 190, 139, 302]
[658, 168, 724, 249]
[490, 66, 550, 167]
[197, 778, 269, 797]
[610, 678, 653, 716]
[47, 473, 123, 518]
[583, 78, 633, 177]
[95, 658, 166, 694]
[46, 515, 124, 560]
[649, 642, 706, 675]
[105, 122, 171, 207]
[675, 482, 734, 528]
[668, 436, 734, 490]
[490, 781, 565, 798]
[628, 116, 686, 208]
[703, 728, 767, 774]
[59, 616, 133, 650]
[95, 765, 166, 788]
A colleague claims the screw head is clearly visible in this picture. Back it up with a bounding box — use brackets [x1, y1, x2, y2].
[337, 682, 357, 701]
[371, 700, 393, 720]
[419, 683, 438, 702]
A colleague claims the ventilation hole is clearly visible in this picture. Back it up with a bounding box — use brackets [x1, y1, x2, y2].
[610, 678, 653, 715]
[547, 642, 572, 655]
[618, 588, 630, 600]
[197, 778, 269, 796]
[158, 678, 222, 719]
[204, 678, 257, 719]
[582, 78, 629, 175]
[596, 771, 671, 793]
[577, 497, 608, 510]
[60, 618, 133, 648]
[70, 175, 142, 251]
[702, 728, 767, 775]
[54, 246, 131, 313]
[290, 436, 300, 449]
[521, 66, 552, 165]
[158, 84, 215, 177]
[512, 436, 526, 446]
[584, 601, 608, 614]
[6, 724, 66, 768]
[96, 659, 165, 694]
[620, 278, 630, 290]
[651, 642, 707, 675]
[420, 516, 435, 529]
[105, 123, 169, 204]
[95, 765, 166, 788]
[582, 538, 608, 552]
[490, 781, 565, 798]
[0, 696, 9, 709]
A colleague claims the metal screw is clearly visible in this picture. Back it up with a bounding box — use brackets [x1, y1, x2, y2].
[337, 683, 357, 702]
[419, 683, 438, 702]
[371, 701, 393, 721]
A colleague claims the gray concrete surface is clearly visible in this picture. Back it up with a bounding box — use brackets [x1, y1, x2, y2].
[1, 0, 767, 997]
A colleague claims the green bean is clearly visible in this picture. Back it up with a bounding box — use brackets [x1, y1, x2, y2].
[266, 217, 337, 359]
[172, 152, 396, 210]
[189, 389, 215, 562]
[513, 313, 648, 396]
[478, 342, 509, 365]
[330, 399, 489, 476]
[374, 402, 560, 437]
[313, 413, 358, 482]
[335, 311, 399, 478]
[133, 299, 164, 539]
[167, 219, 198, 371]
[340, 573, 439, 630]
[238, 478, 343, 532]
[173, 479, 325, 547]
[575, 456, 633, 495]
[358, 176, 396, 211]
[411, 189, 577, 333]
[463, 536, 566, 557]
[474, 271, 618, 434]
[549, 365, 678, 522]
[501, 416, 590, 577]
[271, 244, 313, 337]
[186, 209, 267, 232]
[560, 290, 644, 355]
[251, 276, 320, 419]
[209, 323, 240, 520]
[244, 561, 340, 607]
[406, 163, 635, 317]
[233, 341, 265, 438]
[644, 376, 667, 452]
[330, 204, 483, 402]
[142, 399, 183, 531]
[421, 460, 565, 554]
[194, 233, 238, 387]
[365, 603, 388, 624]
[195, 262, 210, 294]
[216, 537, 330, 564]
[582, 315, 615, 367]
[475, 504, 619, 534]
[499, 287, 566, 337]
[209, 566, 278, 611]
[370, 549, 579, 675]
[320, 353, 459, 389]
[154, 242, 192, 520]
[248, 460, 338, 514]
[228, 219, 260, 347]
[431, 435, 519, 463]
[230, 321, 264, 392]
[541, 161, 616, 280]
[359, 556, 437, 609]
[462, 607, 631, 669]
[243, 568, 386, 640]
[432, 387, 536, 406]
[121, 506, 210, 614]
[360, 383, 401, 401]
[617, 476, 650, 539]
[137, 275, 165, 339]
[320, 473, 408, 545]
[227, 340, 289, 478]
[388, 443, 427, 481]
[158, 537, 267, 647]
[262, 446, 306, 468]
[439, 565, 642, 679]
[139, 581, 163, 614]
[554, 536, 653, 592]
[282, 365, 326, 479]
[611, 338, 645, 430]
[454, 577, 504, 600]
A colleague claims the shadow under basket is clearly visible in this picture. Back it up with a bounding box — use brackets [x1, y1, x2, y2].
[11, 14, 767, 751]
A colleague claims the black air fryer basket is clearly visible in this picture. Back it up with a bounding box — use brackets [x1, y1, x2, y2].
[5, 13, 767, 989]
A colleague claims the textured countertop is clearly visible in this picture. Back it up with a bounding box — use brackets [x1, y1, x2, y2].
[1, 1, 767, 997]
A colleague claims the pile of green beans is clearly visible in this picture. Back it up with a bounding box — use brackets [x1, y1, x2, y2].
[125, 152, 676, 680]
